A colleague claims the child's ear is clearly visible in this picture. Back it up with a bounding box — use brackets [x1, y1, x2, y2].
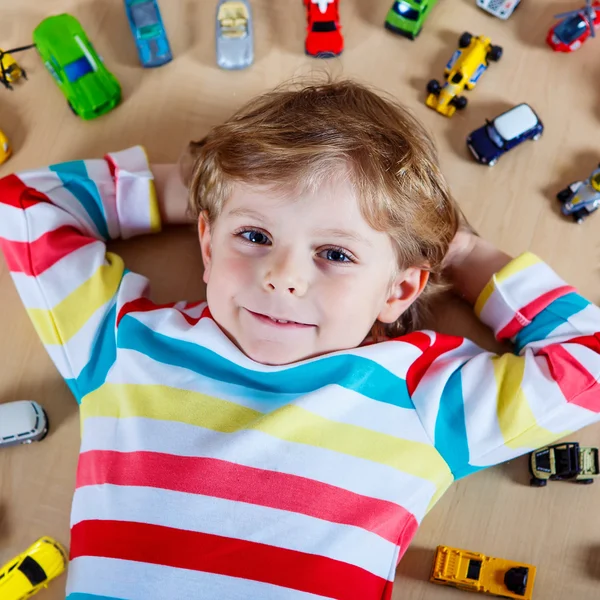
[377, 267, 429, 324]
[197, 211, 212, 285]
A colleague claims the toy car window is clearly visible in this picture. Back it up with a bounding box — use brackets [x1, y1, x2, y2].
[486, 125, 504, 148]
[63, 56, 94, 83]
[451, 72, 462, 84]
[18, 556, 47, 586]
[312, 21, 337, 32]
[554, 15, 587, 45]
[131, 2, 159, 29]
[393, 1, 420, 20]
[466, 559, 482, 580]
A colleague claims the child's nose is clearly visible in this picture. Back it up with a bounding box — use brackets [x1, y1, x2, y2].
[262, 250, 309, 297]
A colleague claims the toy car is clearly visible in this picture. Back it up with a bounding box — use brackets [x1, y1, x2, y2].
[547, 1, 600, 52]
[216, 0, 254, 70]
[530, 442, 599, 485]
[430, 545, 536, 600]
[557, 166, 600, 223]
[0, 401, 48, 447]
[476, 0, 521, 20]
[304, 0, 344, 58]
[0, 537, 67, 599]
[123, 0, 172, 67]
[0, 127, 11, 164]
[33, 14, 122, 120]
[466, 103, 543, 166]
[384, 0, 439, 39]
[426, 32, 502, 118]
[0, 45, 36, 90]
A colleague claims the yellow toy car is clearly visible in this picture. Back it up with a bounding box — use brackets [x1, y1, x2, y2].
[426, 32, 503, 117]
[0, 45, 36, 90]
[0, 128, 11, 165]
[0, 536, 68, 600]
[430, 545, 536, 599]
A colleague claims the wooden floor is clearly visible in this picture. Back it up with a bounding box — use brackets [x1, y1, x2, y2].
[1, 1, 599, 598]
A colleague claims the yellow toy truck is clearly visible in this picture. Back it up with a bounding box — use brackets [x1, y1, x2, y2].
[430, 545, 536, 599]
[426, 32, 503, 117]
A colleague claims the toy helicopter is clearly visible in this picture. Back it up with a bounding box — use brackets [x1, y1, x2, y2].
[0, 44, 36, 90]
[547, 0, 600, 52]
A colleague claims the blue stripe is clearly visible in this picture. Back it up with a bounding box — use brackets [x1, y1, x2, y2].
[514, 293, 590, 353]
[50, 161, 109, 239]
[434, 368, 483, 480]
[67, 304, 118, 403]
[117, 315, 414, 409]
[67, 594, 124, 600]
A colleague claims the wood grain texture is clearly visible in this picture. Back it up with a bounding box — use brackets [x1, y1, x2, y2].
[0, 1, 598, 598]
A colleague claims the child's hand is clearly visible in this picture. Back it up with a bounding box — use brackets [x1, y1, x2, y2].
[444, 227, 512, 306]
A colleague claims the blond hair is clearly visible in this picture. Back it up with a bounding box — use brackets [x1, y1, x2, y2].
[184, 79, 460, 337]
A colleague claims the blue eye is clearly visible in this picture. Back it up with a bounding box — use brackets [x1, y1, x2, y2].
[320, 248, 353, 263]
[240, 229, 270, 245]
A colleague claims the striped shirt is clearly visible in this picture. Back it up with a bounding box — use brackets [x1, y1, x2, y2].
[0, 146, 599, 600]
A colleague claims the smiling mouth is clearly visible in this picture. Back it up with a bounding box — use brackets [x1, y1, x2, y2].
[246, 309, 315, 328]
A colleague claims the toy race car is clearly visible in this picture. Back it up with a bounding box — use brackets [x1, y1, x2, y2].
[0, 45, 36, 90]
[426, 32, 502, 118]
[430, 545, 536, 599]
[216, 0, 254, 70]
[476, 0, 521, 20]
[384, 0, 439, 39]
[529, 442, 599, 486]
[466, 103, 543, 166]
[557, 165, 600, 223]
[304, 0, 343, 58]
[33, 14, 122, 120]
[0, 401, 48, 448]
[0, 537, 67, 600]
[124, 0, 172, 68]
[0, 127, 11, 164]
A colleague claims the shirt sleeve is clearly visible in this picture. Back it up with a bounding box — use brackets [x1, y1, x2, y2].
[408, 253, 600, 480]
[0, 146, 161, 401]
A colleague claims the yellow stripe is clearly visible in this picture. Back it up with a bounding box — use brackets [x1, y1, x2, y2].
[148, 179, 161, 233]
[492, 354, 569, 449]
[27, 253, 124, 346]
[474, 252, 541, 317]
[81, 383, 452, 487]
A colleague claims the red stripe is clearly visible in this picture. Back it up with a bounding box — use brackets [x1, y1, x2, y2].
[405, 333, 463, 396]
[539, 344, 600, 413]
[0, 226, 95, 276]
[70, 519, 390, 600]
[565, 332, 600, 354]
[398, 331, 431, 353]
[76, 449, 415, 545]
[117, 298, 205, 327]
[497, 286, 576, 340]
[0, 173, 51, 209]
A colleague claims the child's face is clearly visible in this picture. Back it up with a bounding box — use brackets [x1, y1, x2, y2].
[198, 176, 427, 365]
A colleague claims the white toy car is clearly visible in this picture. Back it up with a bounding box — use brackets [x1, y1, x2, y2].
[476, 0, 521, 19]
[0, 401, 49, 448]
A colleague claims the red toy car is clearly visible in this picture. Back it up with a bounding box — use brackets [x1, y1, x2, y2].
[304, 0, 343, 58]
[547, 1, 600, 52]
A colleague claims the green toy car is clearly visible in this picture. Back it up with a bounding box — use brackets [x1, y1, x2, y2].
[529, 442, 599, 487]
[33, 14, 121, 120]
[384, 0, 439, 40]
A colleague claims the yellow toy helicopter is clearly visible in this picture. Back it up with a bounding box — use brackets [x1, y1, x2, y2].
[0, 44, 36, 90]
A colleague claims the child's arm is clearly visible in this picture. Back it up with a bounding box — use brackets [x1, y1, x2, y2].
[151, 163, 193, 226]
[409, 231, 600, 482]
[0, 147, 173, 401]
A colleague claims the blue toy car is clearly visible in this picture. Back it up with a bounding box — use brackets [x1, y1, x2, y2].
[124, 0, 172, 67]
[466, 103, 543, 166]
[557, 166, 600, 224]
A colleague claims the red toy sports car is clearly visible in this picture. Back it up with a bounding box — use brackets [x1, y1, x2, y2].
[304, 0, 343, 58]
[546, 1, 600, 52]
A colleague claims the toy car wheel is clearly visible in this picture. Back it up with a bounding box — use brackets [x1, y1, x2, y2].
[67, 101, 77, 116]
[573, 209, 588, 224]
[38, 409, 50, 441]
[576, 478, 594, 484]
[487, 158, 497, 167]
[532, 133, 542, 141]
[459, 32, 472, 48]
[451, 95, 468, 110]
[488, 45, 503, 61]
[427, 79, 441, 95]
[530, 477, 547, 487]
[557, 188, 573, 203]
